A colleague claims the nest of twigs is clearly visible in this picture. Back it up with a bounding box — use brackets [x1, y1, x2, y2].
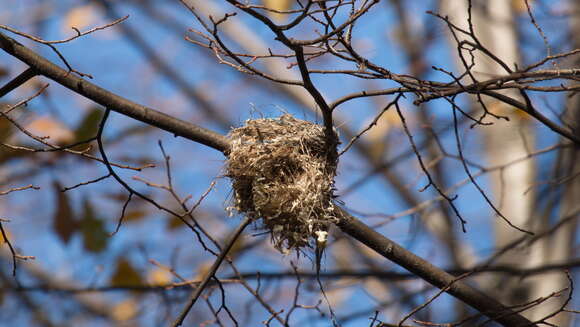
[226, 114, 338, 253]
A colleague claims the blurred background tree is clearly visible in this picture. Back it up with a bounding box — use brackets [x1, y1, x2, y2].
[0, 0, 579, 326]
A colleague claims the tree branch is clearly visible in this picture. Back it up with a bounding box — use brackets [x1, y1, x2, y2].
[172, 217, 252, 327]
[0, 31, 230, 153]
[335, 207, 536, 327]
[0, 67, 37, 98]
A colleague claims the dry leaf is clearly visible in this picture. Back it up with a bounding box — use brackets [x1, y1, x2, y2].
[166, 215, 183, 230]
[79, 199, 108, 253]
[365, 109, 400, 142]
[63, 5, 99, 32]
[364, 109, 399, 160]
[195, 261, 213, 281]
[52, 181, 77, 244]
[111, 258, 144, 287]
[0, 116, 14, 142]
[0, 227, 11, 243]
[0, 66, 8, 78]
[262, 0, 293, 22]
[147, 268, 172, 286]
[25, 116, 74, 144]
[112, 298, 138, 322]
[488, 100, 529, 120]
[512, 0, 534, 13]
[74, 107, 102, 143]
[122, 210, 147, 223]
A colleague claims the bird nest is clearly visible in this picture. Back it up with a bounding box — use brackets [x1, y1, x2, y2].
[225, 114, 338, 254]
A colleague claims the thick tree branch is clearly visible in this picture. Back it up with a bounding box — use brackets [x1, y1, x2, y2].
[95, 0, 232, 130]
[0, 67, 37, 98]
[0, 31, 230, 153]
[335, 207, 535, 327]
[482, 90, 580, 144]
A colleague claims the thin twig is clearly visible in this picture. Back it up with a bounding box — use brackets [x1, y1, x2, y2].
[172, 217, 252, 327]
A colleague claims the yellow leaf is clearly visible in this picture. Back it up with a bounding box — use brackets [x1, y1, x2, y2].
[195, 261, 213, 281]
[364, 109, 399, 160]
[512, 0, 534, 13]
[488, 100, 529, 120]
[112, 298, 138, 322]
[63, 5, 99, 32]
[147, 268, 172, 286]
[0, 228, 11, 243]
[262, 0, 293, 22]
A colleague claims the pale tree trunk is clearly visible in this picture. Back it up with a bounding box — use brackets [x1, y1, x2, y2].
[527, 3, 580, 325]
[440, 0, 545, 315]
[389, 0, 477, 269]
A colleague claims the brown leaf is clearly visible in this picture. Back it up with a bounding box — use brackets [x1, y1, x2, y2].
[110, 258, 144, 287]
[0, 114, 31, 163]
[0, 115, 14, 142]
[166, 215, 183, 230]
[79, 198, 108, 253]
[103, 192, 132, 202]
[123, 210, 147, 223]
[52, 181, 77, 244]
[0, 66, 9, 78]
[72, 107, 103, 150]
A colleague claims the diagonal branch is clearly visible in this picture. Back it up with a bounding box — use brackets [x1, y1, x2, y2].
[335, 207, 535, 327]
[172, 217, 252, 327]
[0, 67, 37, 98]
[0, 31, 230, 153]
[95, 0, 232, 129]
